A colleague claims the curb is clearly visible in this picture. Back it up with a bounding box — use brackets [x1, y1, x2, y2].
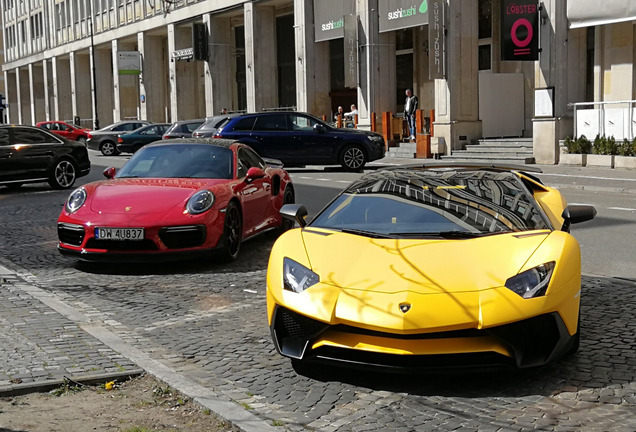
[0, 369, 144, 397]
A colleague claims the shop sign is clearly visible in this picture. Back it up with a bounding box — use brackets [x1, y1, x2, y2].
[118, 51, 141, 75]
[171, 48, 194, 61]
[379, 0, 429, 33]
[501, 0, 539, 61]
[344, 14, 357, 88]
[428, 0, 445, 79]
[192, 22, 208, 61]
[313, 0, 355, 42]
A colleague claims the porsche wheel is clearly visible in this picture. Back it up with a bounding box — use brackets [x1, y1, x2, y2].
[220, 202, 242, 261]
[100, 141, 120, 156]
[48, 158, 77, 189]
[278, 186, 296, 233]
[340, 144, 367, 171]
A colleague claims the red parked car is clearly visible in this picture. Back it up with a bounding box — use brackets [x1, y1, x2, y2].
[36, 121, 91, 144]
[57, 138, 295, 262]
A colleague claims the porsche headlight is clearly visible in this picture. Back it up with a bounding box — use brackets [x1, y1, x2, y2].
[186, 190, 215, 215]
[65, 187, 87, 213]
[505, 262, 556, 299]
[283, 257, 319, 293]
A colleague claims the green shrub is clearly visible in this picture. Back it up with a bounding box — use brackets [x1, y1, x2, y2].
[592, 134, 604, 154]
[577, 135, 592, 154]
[606, 136, 619, 155]
[563, 136, 576, 153]
[619, 139, 636, 156]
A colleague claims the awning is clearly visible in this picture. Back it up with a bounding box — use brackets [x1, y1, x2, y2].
[568, 0, 636, 29]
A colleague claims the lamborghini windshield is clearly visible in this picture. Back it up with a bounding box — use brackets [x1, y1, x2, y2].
[116, 144, 233, 179]
[310, 169, 551, 238]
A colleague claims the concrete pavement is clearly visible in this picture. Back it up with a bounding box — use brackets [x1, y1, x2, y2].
[0, 159, 634, 431]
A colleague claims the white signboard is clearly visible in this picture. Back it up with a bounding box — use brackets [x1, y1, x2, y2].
[118, 51, 141, 75]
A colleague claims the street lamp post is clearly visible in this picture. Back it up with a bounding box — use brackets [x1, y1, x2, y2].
[89, 2, 99, 130]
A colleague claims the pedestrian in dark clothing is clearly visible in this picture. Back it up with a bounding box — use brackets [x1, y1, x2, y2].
[404, 89, 418, 140]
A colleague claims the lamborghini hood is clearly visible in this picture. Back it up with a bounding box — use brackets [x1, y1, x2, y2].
[87, 178, 224, 214]
[301, 229, 550, 294]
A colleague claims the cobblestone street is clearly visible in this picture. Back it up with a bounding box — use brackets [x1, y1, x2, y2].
[0, 185, 635, 431]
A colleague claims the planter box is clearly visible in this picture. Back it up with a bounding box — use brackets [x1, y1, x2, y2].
[586, 154, 615, 168]
[614, 155, 636, 169]
[559, 153, 587, 166]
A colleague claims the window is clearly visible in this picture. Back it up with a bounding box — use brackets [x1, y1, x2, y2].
[478, 0, 492, 71]
[231, 117, 256, 132]
[0, 129, 10, 146]
[237, 147, 265, 178]
[289, 114, 318, 131]
[254, 114, 287, 131]
[13, 128, 59, 144]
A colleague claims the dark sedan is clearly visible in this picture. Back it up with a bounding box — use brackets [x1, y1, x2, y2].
[0, 125, 91, 190]
[116, 123, 171, 154]
[212, 112, 385, 170]
[87, 120, 151, 156]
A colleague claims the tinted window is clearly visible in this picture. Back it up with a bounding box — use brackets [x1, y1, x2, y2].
[40, 123, 53, 131]
[116, 144, 233, 179]
[111, 124, 127, 131]
[311, 171, 550, 236]
[289, 114, 319, 131]
[185, 122, 203, 132]
[253, 114, 288, 131]
[231, 117, 257, 131]
[142, 126, 159, 135]
[237, 147, 265, 178]
[0, 129, 9, 146]
[13, 128, 59, 144]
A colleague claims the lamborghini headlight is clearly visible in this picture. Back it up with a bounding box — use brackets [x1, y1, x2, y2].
[186, 190, 215, 215]
[283, 257, 319, 293]
[65, 187, 87, 213]
[505, 262, 556, 299]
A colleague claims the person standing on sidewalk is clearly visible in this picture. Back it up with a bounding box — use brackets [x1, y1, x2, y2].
[404, 89, 418, 141]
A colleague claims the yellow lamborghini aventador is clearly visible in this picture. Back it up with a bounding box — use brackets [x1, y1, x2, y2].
[266, 163, 596, 371]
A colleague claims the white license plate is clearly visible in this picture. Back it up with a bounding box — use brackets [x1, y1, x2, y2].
[95, 227, 144, 240]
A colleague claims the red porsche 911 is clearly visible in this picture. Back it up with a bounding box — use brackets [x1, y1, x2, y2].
[57, 139, 295, 262]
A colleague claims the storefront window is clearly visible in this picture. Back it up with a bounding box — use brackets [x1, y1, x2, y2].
[329, 39, 345, 90]
[396, 29, 413, 110]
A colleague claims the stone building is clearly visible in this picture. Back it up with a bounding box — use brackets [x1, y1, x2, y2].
[2, 0, 636, 163]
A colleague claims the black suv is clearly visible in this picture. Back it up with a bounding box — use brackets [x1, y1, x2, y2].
[212, 112, 385, 170]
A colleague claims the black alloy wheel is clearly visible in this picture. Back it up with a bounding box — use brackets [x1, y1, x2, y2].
[340, 145, 367, 171]
[220, 202, 242, 261]
[49, 158, 78, 189]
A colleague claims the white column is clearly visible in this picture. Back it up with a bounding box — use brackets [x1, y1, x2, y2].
[244, 2, 277, 112]
[532, 0, 569, 164]
[29, 64, 36, 124]
[203, 14, 233, 116]
[293, 0, 330, 115]
[3, 71, 10, 123]
[51, 57, 60, 121]
[137, 32, 148, 121]
[434, 0, 481, 153]
[168, 23, 178, 121]
[112, 39, 121, 121]
[43, 60, 50, 121]
[69, 52, 78, 121]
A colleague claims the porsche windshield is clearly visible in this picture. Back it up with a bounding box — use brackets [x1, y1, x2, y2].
[116, 144, 233, 179]
[310, 169, 551, 237]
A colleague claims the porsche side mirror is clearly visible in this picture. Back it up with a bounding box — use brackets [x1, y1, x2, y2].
[280, 204, 308, 228]
[245, 166, 266, 182]
[561, 204, 597, 232]
[103, 167, 117, 179]
[313, 123, 326, 134]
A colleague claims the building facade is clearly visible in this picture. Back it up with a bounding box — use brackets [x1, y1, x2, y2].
[2, 0, 636, 163]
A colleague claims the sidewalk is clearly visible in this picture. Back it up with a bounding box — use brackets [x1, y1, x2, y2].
[0, 267, 143, 396]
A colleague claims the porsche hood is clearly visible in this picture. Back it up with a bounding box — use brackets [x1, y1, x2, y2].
[300, 229, 551, 294]
[87, 179, 223, 214]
